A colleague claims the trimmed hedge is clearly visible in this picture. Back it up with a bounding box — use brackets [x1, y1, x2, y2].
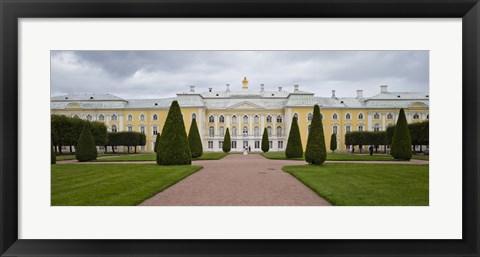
[305, 104, 327, 165]
[154, 133, 161, 153]
[386, 121, 429, 146]
[345, 131, 386, 146]
[107, 131, 146, 153]
[222, 128, 231, 153]
[156, 101, 192, 165]
[330, 133, 337, 153]
[51, 141, 56, 164]
[188, 118, 203, 157]
[286, 116, 303, 158]
[391, 108, 412, 160]
[75, 123, 97, 162]
[262, 127, 269, 153]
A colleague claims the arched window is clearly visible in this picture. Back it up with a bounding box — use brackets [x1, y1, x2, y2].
[111, 114, 117, 121]
[209, 126, 214, 137]
[111, 125, 117, 133]
[358, 125, 364, 132]
[209, 115, 214, 123]
[358, 113, 364, 120]
[98, 114, 105, 121]
[332, 125, 338, 134]
[219, 115, 225, 123]
[277, 115, 283, 123]
[243, 115, 248, 123]
[254, 115, 260, 123]
[127, 125, 133, 132]
[140, 125, 146, 134]
[140, 114, 145, 121]
[243, 126, 248, 136]
[346, 113, 351, 120]
[153, 125, 158, 135]
[413, 113, 420, 120]
[387, 113, 393, 120]
[219, 126, 225, 137]
[307, 113, 313, 121]
[276, 126, 282, 136]
[266, 115, 272, 123]
[254, 126, 260, 137]
[127, 114, 133, 121]
[332, 113, 338, 120]
[267, 126, 272, 137]
[153, 114, 158, 121]
[346, 125, 351, 133]
[232, 126, 237, 137]
[374, 124, 380, 131]
[86, 114, 92, 121]
[232, 115, 237, 123]
[374, 113, 380, 120]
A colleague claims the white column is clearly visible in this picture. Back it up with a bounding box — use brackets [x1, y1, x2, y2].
[260, 114, 265, 132]
[119, 113, 124, 132]
[367, 112, 372, 131]
[382, 113, 386, 130]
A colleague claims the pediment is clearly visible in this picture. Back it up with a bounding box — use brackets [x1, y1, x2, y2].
[227, 101, 265, 110]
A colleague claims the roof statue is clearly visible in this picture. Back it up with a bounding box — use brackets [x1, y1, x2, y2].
[242, 76, 249, 90]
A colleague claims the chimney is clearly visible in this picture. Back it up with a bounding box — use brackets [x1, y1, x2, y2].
[380, 85, 388, 93]
[226, 84, 230, 92]
[356, 90, 363, 98]
[331, 90, 336, 98]
[189, 85, 195, 92]
[260, 84, 264, 92]
[294, 85, 299, 92]
[208, 87, 212, 92]
[278, 86, 282, 92]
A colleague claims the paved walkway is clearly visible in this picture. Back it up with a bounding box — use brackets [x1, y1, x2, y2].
[140, 154, 331, 206]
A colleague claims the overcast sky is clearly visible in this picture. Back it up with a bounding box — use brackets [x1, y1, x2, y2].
[51, 51, 429, 99]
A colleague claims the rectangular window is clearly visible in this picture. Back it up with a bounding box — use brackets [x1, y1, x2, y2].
[255, 141, 260, 148]
[243, 141, 249, 148]
[269, 141, 273, 148]
[208, 141, 213, 149]
[232, 141, 237, 148]
[219, 141, 223, 148]
[153, 126, 158, 135]
[140, 126, 146, 134]
[332, 126, 338, 134]
[346, 126, 351, 133]
[278, 141, 284, 149]
[358, 126, 363, 132]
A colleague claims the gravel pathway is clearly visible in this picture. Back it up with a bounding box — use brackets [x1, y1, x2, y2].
[140, 154, 331, 206]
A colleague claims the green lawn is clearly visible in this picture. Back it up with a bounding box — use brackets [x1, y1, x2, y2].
[262, 152, 401, 161]
[56, 153, 115, 161]
[51, 164, 202, 206]
[283, 163, 429, 206]
[411, 155, 429, 160]
[93, 152, 228, 162]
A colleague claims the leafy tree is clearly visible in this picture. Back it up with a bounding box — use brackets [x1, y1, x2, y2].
[51, 141, 56, 164]
[188, 118, 203, 157]
[305, 104, 327, 165]
[286, 116, 303, 158]
[75, 123, 97, 162]
[157, 101, 191, 165]
[222, 128, 231, 153]
[330, 133, 337, 153]
[261, 127, 269, 153]
[391, 108, 412, 160]
[154, 133, 161, 153]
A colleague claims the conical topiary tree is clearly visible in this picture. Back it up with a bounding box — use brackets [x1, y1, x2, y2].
[285, 116, 303, 158]
[391, 108, 412, 160]
[305, 104, 327, 165]
[261, 127, 269, 153]
[154, 133, 161, 153]
[51, 141, 56, 164]
[156, 101, 191, 165]
[330, 133, 337, 153]
[222, 128, 231, 153]
[188, 118, 203, 157]
[75, 122, 97, 162]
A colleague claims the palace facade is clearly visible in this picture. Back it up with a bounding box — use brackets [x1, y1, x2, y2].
[51, 77, 429, 153]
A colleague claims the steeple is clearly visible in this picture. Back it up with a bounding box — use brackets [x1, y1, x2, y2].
[242, 76, 249, 91]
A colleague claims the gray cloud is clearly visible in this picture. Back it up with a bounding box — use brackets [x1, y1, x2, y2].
[51, 50, 429, 99]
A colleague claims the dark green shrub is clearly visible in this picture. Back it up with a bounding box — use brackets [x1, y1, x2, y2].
[222, 128, 231, 153]
[391, 108, 412, 160]
[330, 133, 337, 152]
[75, 123, 97, 162]
[154, 133, 161, 153]
[188, 118, 203, 157]
[157, 101, 192, 165]
[305, 104, 327, 165]
[51, 141, 56, 164]
[286, 116, 303, 158]
[261, 128, 269, 153]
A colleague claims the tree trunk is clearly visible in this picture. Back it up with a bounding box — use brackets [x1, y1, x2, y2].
[69, 145, 73, 153]
[375, 145, 378, 153]
[59, 144, 63, 154]
[135, 146, 137, 153]
[420, 145, 423, 152]
[127, 146, 130, 153]
[112, 146, 115, 154]
[384, 145, 387, 154]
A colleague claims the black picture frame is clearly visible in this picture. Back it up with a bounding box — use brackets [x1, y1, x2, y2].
[1, 0, 479, 256]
